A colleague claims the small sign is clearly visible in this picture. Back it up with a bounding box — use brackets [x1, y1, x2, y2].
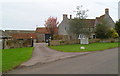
[80, 46, 85, 49]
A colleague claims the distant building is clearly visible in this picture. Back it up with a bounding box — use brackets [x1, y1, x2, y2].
[35, 27, 58, 42]
[2, 30, 36, 49]
[118, 1, 120, 19]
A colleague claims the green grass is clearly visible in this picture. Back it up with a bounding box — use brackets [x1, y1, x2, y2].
[49, 42, 120, 52]
[0, 50, 2, 72]
[2, 47, 33, 72]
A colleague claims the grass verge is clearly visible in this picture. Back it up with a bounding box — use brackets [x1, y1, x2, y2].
[49, 42, 120, 52]
[2, 47, 33, 72]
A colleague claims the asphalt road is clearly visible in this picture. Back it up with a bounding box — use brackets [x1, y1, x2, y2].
[7, 48, 118, 74]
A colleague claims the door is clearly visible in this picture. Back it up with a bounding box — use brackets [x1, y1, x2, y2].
[45, 34, 51, 43]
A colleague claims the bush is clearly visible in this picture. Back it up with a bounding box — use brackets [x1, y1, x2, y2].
[110, 40, 115, 43]
[59, 41, 65, 43]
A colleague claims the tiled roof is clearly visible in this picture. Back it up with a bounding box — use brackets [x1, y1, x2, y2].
[96, 15, 105, 23]
[5, 30, 35, 33]
[36, 27, 58, 34]
[36, 27, 49, 34]
[70, 19, 95, 27]
[11, 33, 36, 39]
[81, 19, 95, 27]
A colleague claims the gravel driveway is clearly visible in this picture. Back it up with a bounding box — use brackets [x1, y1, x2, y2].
[20, 43, 90, 67]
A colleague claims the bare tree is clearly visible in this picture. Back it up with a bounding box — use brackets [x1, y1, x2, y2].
[69, 5, 90, 36]
[73, 5, 88, 19]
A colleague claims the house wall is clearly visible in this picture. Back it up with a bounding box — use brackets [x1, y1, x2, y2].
[36, 33, 45, 42]
[95, 9, 115, 28]
[58, 14, 70, 35]
[104, 14, 115, 28]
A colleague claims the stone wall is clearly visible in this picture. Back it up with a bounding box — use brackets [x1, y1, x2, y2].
[36, 33, 45, 43]
[50, 39, 80, 46]
[3, 39, 34, 49]
[89, 38, 119, 43]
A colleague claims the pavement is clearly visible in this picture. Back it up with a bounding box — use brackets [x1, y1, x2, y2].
[20, 43, 90, 67]
[7, 47, 118, 74]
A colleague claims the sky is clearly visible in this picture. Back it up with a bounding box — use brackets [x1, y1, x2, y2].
[0, 0, 119, 30]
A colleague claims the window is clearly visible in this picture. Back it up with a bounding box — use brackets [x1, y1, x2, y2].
[93, 35, 96, 39]
[79, 34, 85, 39]
[65, 27, 67, 30]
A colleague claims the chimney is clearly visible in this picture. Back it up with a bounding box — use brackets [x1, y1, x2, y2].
[70, 15, 72, 19]
[63, 14, 68, 20]
[105, 8, 109, 15]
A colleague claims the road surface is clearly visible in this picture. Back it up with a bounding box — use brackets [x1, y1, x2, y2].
[7, 48, 118, 74]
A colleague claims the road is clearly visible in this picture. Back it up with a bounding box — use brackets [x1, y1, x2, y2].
[7, 48, 118, 74]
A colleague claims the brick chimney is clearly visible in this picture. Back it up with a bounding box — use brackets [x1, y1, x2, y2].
[105, 8, 109, 15]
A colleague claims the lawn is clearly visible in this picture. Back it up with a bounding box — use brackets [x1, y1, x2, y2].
[49, 42, 120, 52]
[2, 47, 33, 72]
[0, 50, 2, 72]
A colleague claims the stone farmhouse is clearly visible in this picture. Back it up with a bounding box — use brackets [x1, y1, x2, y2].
[58, 8, 115, 39]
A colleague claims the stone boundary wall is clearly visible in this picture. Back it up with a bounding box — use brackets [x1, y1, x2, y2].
[50, 39, 80, 46]
[89, 38, 119, 43]
[3, 39, 34, 49]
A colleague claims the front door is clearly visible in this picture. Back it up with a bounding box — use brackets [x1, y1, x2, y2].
[93, 35, 96, 39]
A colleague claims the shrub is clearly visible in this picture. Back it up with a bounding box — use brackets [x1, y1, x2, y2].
[59, 41, 65, 43]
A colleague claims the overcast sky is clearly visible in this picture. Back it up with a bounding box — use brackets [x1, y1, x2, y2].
[0, 0, 119, 30]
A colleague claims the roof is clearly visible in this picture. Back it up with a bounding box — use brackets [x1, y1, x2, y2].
[36, 27, 58, 34]
[36, 27, 49, 34]
[96, 15, 105, 23]
[5, 30, 35, 34]
[11, 33, 36, 39]
[70, 19, 95, 27]
[0, 30, 11, 39]
[81, 19, 95, 27]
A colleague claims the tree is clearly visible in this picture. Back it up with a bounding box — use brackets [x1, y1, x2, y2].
[69, 19, 90, 36]
[69, 5, 90, 37]
[73, 5, 88, 19]
[115, 19, 120, 36]
[110, 28, 119, 38]
[95, 20, 111, 39]
[44, 17, 59, 39]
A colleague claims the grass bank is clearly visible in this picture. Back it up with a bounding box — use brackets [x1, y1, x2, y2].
[2, 47, 33, 72]
[49, 42, 120, 52]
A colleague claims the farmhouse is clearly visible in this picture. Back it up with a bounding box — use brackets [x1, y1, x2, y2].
[58, 8, 115, 39]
